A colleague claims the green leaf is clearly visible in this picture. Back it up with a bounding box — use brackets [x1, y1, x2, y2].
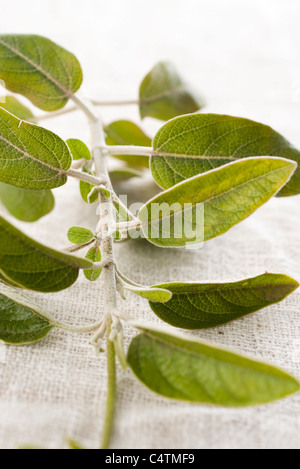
[109, 167, 144, 182]
[0, 281, 54, 344]
[139, 62, 204, 121]
[149, 273, 299, 329]
[0, 100, 55, 220]
[0, 215, 92, 292]
[0, 34, 83, 111]
[124, 285, 172, 302]
[0, 95, 34, 121]
[0, 107, 72, 190]
[86, 185, 110, 203]
[67, 226, 95, 245]
[84, 246, 101, 282]
[66, 139, 91, 161]
[0, 182, 54, 222]
[79, 163, 97, 204]
[0, 99, 54, 221]
[80, 179, 96, 204]
[139, 157, 296, 248]
[128, 326, 300, 406]
[151, 113, 300, 197]
[105, 120, 151, 168]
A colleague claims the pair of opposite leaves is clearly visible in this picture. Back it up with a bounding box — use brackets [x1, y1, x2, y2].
[0, 212, 298, 330]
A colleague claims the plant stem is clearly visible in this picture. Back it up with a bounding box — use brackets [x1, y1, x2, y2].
[40, 312, 103, 333]
[67, 168, 105, 186]
[93, 99, 139, 106]
[33, 98, 139, 122]
[104, 145, 153, 157]
[71, 92, 119, 449]
[100, 320, 117, 449]
[54, 320, 103, 334]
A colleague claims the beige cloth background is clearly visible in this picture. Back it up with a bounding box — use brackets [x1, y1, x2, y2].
[0, 0, 299, 449]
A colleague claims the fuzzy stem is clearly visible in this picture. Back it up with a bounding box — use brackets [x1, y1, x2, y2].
[71, 93, 119, 450]
[100, 320, 117, 449]
[103, 145, 153, 157]
[64, 239, 95, 253]
[115, 220, 141, 232]
[67, 168, 105, 186]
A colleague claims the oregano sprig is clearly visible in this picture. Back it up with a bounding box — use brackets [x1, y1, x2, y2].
[0, 34, 299, 450]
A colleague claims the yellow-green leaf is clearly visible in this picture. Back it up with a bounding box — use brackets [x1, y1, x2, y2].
[0, 35, 82, 111]
[84, 246, 102, 282]
[0, 182, 54, 222]
[66, 139, 91, 161]
[105, 120, 151, 168]
[0, 282, 54, 344]
[0, 107, 72, 190]
[0, 96, 34, 121]
[139, 157, 296, 248]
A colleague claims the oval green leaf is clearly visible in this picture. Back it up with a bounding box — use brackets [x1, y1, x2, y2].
[79, 163, 98, 204]
[128, 326, 299, 406]
[139, 62, 204, 121]
[149, 273, 299, 329]
[0, 215, 92, 292]
[105, 120, 151, 168]
[0, 35, 83, 111]
[0, 96, 34, 121]
[0, 100, 54, 220]
[67, 226, 95, 245]
[139, 157, 297, 248]
[84, 246, 102, 282]
[151, 113, 300, 197]
[0, 107, 72, 190]
[0, 98, 55, 220]
[0, 182, 54, 222]
[66, 139, 91, 161]
[0, 281, 54, 344]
